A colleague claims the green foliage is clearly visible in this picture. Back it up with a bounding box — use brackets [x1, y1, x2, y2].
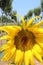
[4, 0, 12, 15]
[41, 0, 43, 11]
[24, 7, 41, 20]
[10, 11, 17, 22]
[33, 7, 41, 16]
[0, 0, 12, 15]
[0, 0, 13, 23]
[27, 10, 33, 17]
[0, 16, 14, 23]
[24, 10, 33, 20]
[24, 15, 28, 20]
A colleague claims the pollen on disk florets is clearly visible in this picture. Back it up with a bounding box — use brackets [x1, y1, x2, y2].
[14, 29, 36, 51]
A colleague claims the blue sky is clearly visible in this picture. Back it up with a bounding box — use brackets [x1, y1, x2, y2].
[0, 0, 41, 16]
[12, 0, 41, 16]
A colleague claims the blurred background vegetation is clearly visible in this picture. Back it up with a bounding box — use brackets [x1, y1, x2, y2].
[0, 0, 43, 25]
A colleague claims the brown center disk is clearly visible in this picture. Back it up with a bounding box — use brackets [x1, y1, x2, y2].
[14, 29, 36, 51]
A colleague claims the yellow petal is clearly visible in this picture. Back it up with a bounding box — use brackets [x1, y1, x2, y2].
[7, 63, 11, 65]
[0, 44, 10, 52]
[34, 33, 43, 39]
[16, 62, 22, 65]
[29, 28, 43, 34]
[4, 46, 16, 56]
[0, 26, 21, 37]
[38, 43, 43, 48]
[0, 35, 12, 40]
[14, 50, 23, 64]
[2, 47, 16, 62]
[27, 18, 34, 27]
[13, 25, 21, 30]
[32, 20, 43, 28]
[0, 40, 14, 51]
[41, 61, 43, 65]
[33, 28, 43, 33]
[1, 49, 11, 61]
[35, 16, 40, 18]
[11, 47, 16, 55]
[27, 16, 40, 28]
[15, 14, 26, 29]
[18, 61, 22, 65]
[29, 51, 34, 65]
[36, 38, 43, 48]
[32, 49, 42, 63]
[33, 44, 42, 53]
[24, 50, 30, 65]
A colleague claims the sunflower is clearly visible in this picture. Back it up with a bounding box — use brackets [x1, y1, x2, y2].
[0, 15, 43, 65]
